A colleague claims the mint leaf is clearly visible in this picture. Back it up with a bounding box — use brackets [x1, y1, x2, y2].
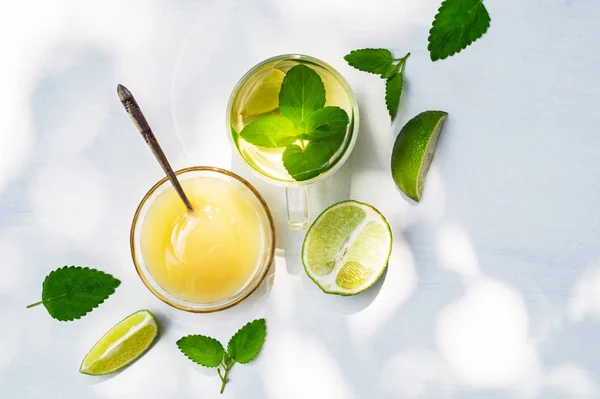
[227, 318, 266, 364]
[279, 65, 325, 124]
[385, 73, 403, 122]
[176, 335, 224, 368]
[304, 106, 349, 140]
[240, 114, 296, 148]
[282, 137, 343, 182]
[282, 144, 325, 182]
[27, 266, 120, 321]
[428, 0, 491, 61]
[344, 49, 394, 77]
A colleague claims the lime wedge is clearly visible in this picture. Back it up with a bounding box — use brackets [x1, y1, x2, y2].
[240, 69, 285, 117]
[391, 111, 448, 202]
[80, 310, 158, 375]
[302, 200, 392, 295]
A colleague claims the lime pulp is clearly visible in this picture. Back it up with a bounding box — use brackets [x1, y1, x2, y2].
[302, 200, 392, 295]
[80, 310, 158, 375]
[240, 69, 286, 117]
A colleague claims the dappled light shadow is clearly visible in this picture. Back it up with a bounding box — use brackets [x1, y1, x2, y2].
[5, 0, 600, 398]
[543, 364, 599, 397]
[347, 234, 417, 340]
[428, 223, 600, 398]
[569, 262, 600, 323]
[436, 224, 480, 282]
[295, 266, 385, 316]
[379, 349, 456, 398]
[260, 329, 356, 399]
[433, 224, 543, 393]
[436, 278, 541, 388]
[349, 100, 393, 174]
[0, 231, 35, 299]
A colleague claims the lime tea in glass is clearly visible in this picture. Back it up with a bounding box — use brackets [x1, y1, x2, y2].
[228, 54, 359, 229]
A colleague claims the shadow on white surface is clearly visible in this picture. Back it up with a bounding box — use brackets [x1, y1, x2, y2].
[3, 0, 600, 398]
[569, 261, 600, 323]
[379, 348, 456, 399]
[260, 329, 356, 399]
[543, 363, 599, 397]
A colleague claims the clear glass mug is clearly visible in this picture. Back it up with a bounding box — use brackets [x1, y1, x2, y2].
[130, 166, 276, 313]
[227, 54, 359, 229]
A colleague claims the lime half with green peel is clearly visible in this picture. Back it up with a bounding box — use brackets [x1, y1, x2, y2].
[80, 310, 158, 375]
[302, 200, 392, 295]
[391, 111, 448, 202]
[240, 68, 286, 117]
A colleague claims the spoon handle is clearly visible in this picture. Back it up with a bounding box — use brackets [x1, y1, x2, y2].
[117, 84, 194, 213]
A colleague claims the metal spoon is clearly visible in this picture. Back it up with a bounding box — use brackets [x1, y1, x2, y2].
[117, 84, 194, 213]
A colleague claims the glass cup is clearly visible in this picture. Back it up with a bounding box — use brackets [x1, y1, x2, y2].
[227, 54, 359, 230]
[130, 166, 276, 313]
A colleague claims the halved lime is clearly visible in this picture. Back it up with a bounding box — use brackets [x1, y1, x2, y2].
[391, 111, 448, 202]
[80, 310, 158, 375]
[302, 200, 392, 295]
[240, 68, 285, 117]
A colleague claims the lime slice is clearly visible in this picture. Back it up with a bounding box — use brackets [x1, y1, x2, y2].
[80, 310, 158, 375]
[240, 69, 285, 117]
[302, 200, 392, 295]
[391, 111, 448, 202]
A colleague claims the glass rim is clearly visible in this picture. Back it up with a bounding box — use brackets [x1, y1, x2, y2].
[226, 54, 360, 187]
[130, 166, 276, 313]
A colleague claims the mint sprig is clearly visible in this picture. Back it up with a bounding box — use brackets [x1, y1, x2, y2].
[239, 64, 350, 182]
[428, 0, 491, 61]
[344, 49, 410, 122]
[27, 266, 121, 321]
[177, 318, 267, 394]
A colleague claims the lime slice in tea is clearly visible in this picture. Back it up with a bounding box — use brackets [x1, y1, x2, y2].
[80, 310, 158, 375]
[391, 111, 448, 202]
[240, 68, 286, 117]
[302, 200, 392, 295]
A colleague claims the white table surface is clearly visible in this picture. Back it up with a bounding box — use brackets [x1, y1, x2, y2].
[2, 0, 600, 398]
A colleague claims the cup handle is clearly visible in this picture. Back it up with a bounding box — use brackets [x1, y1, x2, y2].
[286, 186, 310, 230]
